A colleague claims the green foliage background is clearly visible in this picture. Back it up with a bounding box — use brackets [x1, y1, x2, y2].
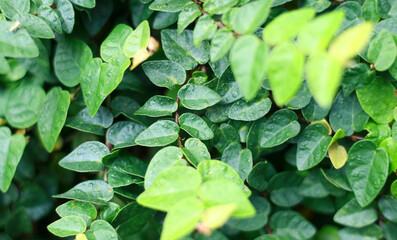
[1, 0, 397, 239]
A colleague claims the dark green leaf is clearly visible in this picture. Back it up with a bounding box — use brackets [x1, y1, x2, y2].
[135, 120, 179, 147]
[179, 113, 214, 140]
[221, 142, 252, 181]
[268, 171, 304, 207]
[66, 107, 113, 136]
[106, 121, 147, 148]
[142, 60, 186, 89]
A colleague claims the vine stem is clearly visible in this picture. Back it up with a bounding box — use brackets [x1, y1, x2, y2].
[174, 97, 184, 148]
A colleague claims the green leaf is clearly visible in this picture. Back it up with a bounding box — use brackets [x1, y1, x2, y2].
[329, 92, 369, 136]
[161, 29, 209, 70]
[210, 29, 235, 62]
[297, 123, 332, 171]
[197, 160, 250, 196]
[228, 92, 271, 121]
[66, 107, 113, 136]
[230, 35, 268, 101]
[297, 10, 345, 55]
[306, 52, 343, 107]
[106, 121, 147, 149]
[346, 140, 389, 207]
[179, 113, 214, 140]
[177, 2, 202, 34]
[329, 22, 373, 64]
[161, 197, 204, 240]
[38, 87, 70, 152]
[47, 216, 86, 237]
[100, 202, 121, 222]
[0, 127, 26, 192]
[339, 224, 382, 240]
[0, 21, 39, 58]
[269, 211, 316, 239]
[378, 196, 397, 223]
[135, 96, 177, 117]
[55, 0, 75, 34]
[379, 137, 397, 173]
[80, 58, 102, 116]
[368, 30, 397, 71]
[0, 0, 29, 19]
[203, 0, 238, 15]
[69, 0, 95, 8]
[268, 171, 304, 207]
[103, 155, 147, 178]
[302, 98, 331, 121]
[181, 138, 211, 167]
[16, 13, 54, 39]
[247, 161, 276, 192]
[362, 0, 379, 22]
[263, 8, 315, 46]
[299, 170, 329, 198]
[123, 20, 150, 58]
[56, 200, 97, 226]
[259, 109, 300, 148]
[221, 142, 252, 181]
[86, 220, 118, 240]
[111, 202, 155, 237]
[100, 24, 132, 62]
[107, 167, 143, 188]
[37, 6, 63, 34]
[334, 198, 377, 227]
[178, 83, 221, 110]
[193, 15, 217, 48]
[144, 147, 186, 189]
[59, 141, 108, 172]
[198, 179, 255, 218]
[5, 83, 45, 129]
[229, 0, 272, 35]
[54, 38, 93, 87]
[54, 180, 114, 205]
[267, 42, 304, 106]
[142, 61, 186, 89]
[135, 120, 179, 147]
[137, 166, 201, 211]
[392, 180, 397, 199]
[356, 76, 397, 124]
[149, 0, 190, 12]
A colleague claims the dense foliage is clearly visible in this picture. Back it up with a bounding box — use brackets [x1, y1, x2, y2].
[1, 0, 397, 239]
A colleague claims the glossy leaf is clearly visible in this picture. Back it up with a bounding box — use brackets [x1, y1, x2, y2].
[106, 121, 147, 149]
[221, 142, 252, 181]
[228, 93, 271, 121]
[179, 113, 214, 140]
[269, 211, 316, 239]
[178, 84, 221, 110]
[142, 60, 186, 89]
[0, 21, 39, 58]
[135, 120, 179, 147]
[56, 200, 97, 226]
[181, 138, 211, 167]
[268, 171, 304, 207]
[65, 107, 113, 136]
[123, 20, 150, 58]
[47, 216, 86, 237]
[368, 29, 397, 71]
[334, 198, 377, 227]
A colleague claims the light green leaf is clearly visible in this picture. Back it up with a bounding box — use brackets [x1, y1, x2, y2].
[0, 127, 26, 192]
[199, 179, 255, 218]
[179, 113, 214, 140]
[210, 29, 235, 62]
[229, 0, 273, 35]
[181, 138, 211, 167]
[161, 197, 204, 240]
[177, 2, 202, 34]
[0, 21, 38, 58]
[230, 35, 268, 101]
[54, 38, 93, 87]
[329, 22, 373, 64]
[329, 92, 369, 136]
[66, 107, 113, 135]
[161, 29, 209, 70]
[306, 52, 343, 107]
[334, 198, 377, 228]
[5, 83, 45, 129]
[379, 137, 397, 173]
[106, 121, 147, 149]
[86, 220, 118, 240]
[142, 60, 186, 89]
[54, 180, 114, 205]
[144, 146, 186, 189]
[267, 42, 304, 106]
[178, 83, 221, 110]
[149, 0, 190, 12]
[392, 180, 397, 199]
[38, 87, 70, 152]
[203, 0, 238, 15]
[123, 20, 150, 58]
[16, 13, 54, 39]
[137, 166, 201, 211]
[221, 142, 252, 181]
[135, 120, 179, 147]
[228, 92, 271, 121]
[59, 141, 108, 172]
[297, 10, 345, 54]
[56, 200, 97, 226]
[368, 29, 397, 71]
[0, 0, 29, 19]
[263, 8, 315, 46]
[259, 109, 300, 148]
[297, 123, 332, 171]
[193, 15, 217, 48]
[47, 216, 86, 237]
[356, 76, 397, 124]
[346, 140, 388, 207]
[100, 24, 132, 62]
